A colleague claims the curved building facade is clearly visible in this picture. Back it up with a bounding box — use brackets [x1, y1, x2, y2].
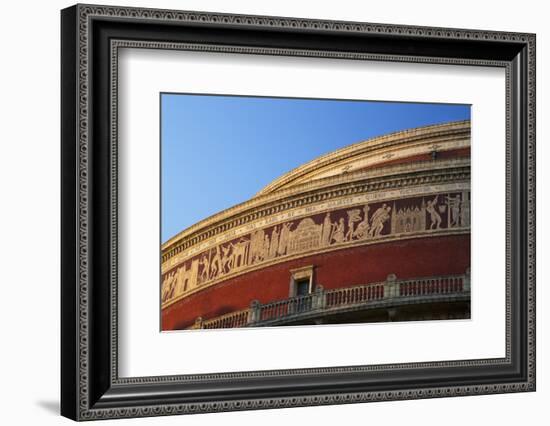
[161, 120, 471, 330]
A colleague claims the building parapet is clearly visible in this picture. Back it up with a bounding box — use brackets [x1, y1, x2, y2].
[189, 272, 470, 330]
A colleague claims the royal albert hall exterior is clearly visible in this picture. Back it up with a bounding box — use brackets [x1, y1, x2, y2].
[161, 120, 471, 330]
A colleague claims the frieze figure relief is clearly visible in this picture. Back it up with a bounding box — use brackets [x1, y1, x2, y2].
[460, 191, 470, 227]
[175, 266, 186, 295]
[352, 205, 370, 240]
[330, 217, 346, 244]
[249, 229, 266, 264]
[161, 271, 176, 303]
[221, 243, 234, 274]
[426, 195, 442, 230]
[369, 204, 391, 237]
[269, 226, 280, 259]
[277, 222, 292, 256]
[321, 213, 332, 247]
[210, 246, 222, 279]
[199, 253, 211, 283]
[446, 194, 462, 228]
[263, 234, 271, 259]
[345, 208, 362, 241]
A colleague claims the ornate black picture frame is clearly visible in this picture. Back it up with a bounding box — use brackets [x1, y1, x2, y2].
[61, 4, 536, 421]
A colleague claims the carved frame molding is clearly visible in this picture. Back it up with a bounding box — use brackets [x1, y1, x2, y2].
[61, 4, 535, 421]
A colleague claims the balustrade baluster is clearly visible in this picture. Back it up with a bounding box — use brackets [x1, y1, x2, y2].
[199, 273, 466, 329]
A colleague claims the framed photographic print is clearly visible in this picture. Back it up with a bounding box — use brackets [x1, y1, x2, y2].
[61, 4, 536, 421]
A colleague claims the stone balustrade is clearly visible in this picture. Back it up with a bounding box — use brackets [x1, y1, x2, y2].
[190, 271, 470, 330]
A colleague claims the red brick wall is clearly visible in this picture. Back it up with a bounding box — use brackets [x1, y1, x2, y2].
[162, 234, 470, 330]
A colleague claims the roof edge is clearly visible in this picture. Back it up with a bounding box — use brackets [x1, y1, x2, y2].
[254, 119, 470, 197]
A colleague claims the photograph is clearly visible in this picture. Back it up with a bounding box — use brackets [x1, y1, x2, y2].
[160, 95, 472, 330]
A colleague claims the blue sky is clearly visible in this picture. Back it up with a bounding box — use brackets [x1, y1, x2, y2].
[161, 94, 470, 242]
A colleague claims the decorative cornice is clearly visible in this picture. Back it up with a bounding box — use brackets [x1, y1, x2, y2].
[255, 120, 470, 196]
[162, 158, 470, 262]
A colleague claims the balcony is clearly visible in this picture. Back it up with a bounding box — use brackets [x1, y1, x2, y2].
[189, 272, 471, 330]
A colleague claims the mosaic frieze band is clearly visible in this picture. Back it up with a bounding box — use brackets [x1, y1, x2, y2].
[162, 186, 470, 308]
[162, 164, 469, 269]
